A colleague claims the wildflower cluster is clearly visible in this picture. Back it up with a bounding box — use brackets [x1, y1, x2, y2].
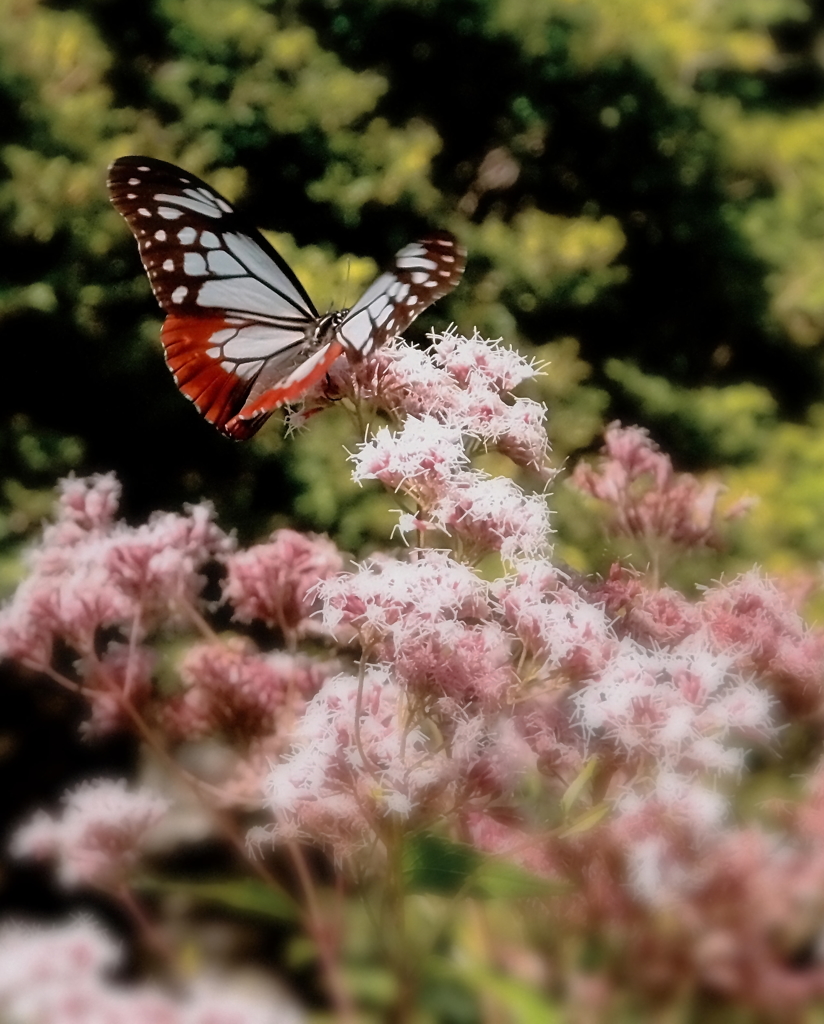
[2, 332, 824, 1020]
[0, 919, 302, 1024]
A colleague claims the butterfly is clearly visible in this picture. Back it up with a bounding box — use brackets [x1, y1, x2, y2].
[107, 156, 466, 439]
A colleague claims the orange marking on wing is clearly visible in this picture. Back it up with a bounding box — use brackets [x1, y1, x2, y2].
[224, 340, 345, 440]
[161, 315, 251, 435]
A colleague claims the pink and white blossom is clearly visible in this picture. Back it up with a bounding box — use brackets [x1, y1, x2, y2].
[317, 549, 491, 643]
[165, 640, 330, 743]
[351, 415, 467, 501]
[0, 920, 304, 1024]
[570, 421, 727, 551]
[223, 528, 344, 634]
[2, 333, 822, 1020]
[11, 779, 169, 889]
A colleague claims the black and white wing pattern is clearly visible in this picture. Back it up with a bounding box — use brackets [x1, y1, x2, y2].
[231, 233, 467, 437]
[108, 155, 465, 439]
[338, 232, 466, 355]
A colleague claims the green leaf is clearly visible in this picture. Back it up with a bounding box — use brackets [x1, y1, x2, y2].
[403, 832, 562, 900]
[403, 832, 481, 895]
[560, 756, 599, 816]
[137, 876, 299, 922]
[556, 802, 610, 838]
[472, 857, 567, 900]
[466, 966, 562, 1023]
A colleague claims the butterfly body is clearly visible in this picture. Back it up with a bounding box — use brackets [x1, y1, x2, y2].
[107, 157, 465, 439]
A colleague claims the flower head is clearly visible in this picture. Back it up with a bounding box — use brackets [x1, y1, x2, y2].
[570, 422, 727, 552]
[224, 529, 344, 634]
[11, 779, 169, 890]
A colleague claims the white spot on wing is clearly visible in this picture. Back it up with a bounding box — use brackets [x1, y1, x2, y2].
[207, 250, 245, 276]
[338, 309, 373, 352]
[184, 252, 208, 276]
[222, 326, 292, 360]
[208, 329, 237, 347]
[410, 271, 429, 284]
[231, 358, 265, 380]
[201, 231, 220, 248]
[154, 191, 223, 218]
[172, 285, 188, 303]
[158, 206, 183, 220]
[138, 208, 151, 217]
[222, 233, 312, 315]
[163, 259, 174, 271]
[155, 230, 167, 241]
[128, 178, 140, 185]
[401, 256, 438, 270]
[178, 227, 197, 244]
[199, 276, 305, 318]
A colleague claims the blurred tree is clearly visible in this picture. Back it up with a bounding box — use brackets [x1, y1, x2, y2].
[2, 0, 824, 568]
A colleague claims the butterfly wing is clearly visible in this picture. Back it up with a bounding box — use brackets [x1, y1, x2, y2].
[108, 156, 341, 438]
[226, 231, 467, 437]
[337, 231, 466, 355]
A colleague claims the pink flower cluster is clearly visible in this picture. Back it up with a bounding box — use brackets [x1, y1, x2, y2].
[593, 565, 824, 719]
[260, 338, 786, 861]
[164, 640, 332, 744]
[570, 421, 731, 553]
[0, 476, 343, 746]
[541, 764, 824, 1016]
[261, 665, 526, 859]
[4, 334, 824, 1019]
[0, 920, 303, 1024]
[0, 472, 232, 666]
[322, 330, 556, 566]
[11, 778, 168, 889]
[303, 329, 551, 477]
[224, 528, 344, 636]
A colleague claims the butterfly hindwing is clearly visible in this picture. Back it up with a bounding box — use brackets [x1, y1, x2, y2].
[224, 339, 347, 439]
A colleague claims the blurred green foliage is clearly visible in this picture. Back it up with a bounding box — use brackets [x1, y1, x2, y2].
[3, 0, 824, 571]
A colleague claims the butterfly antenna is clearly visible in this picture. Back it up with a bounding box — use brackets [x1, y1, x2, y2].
[342, 255, 352, 310]
[327, 254, 352, 315]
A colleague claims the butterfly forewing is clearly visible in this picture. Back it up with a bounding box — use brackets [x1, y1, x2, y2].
[107, 156, 317, 320]
[337, 231, 466, 355]
[108, 156, 326, 435]
[109, 156, 466, 439]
